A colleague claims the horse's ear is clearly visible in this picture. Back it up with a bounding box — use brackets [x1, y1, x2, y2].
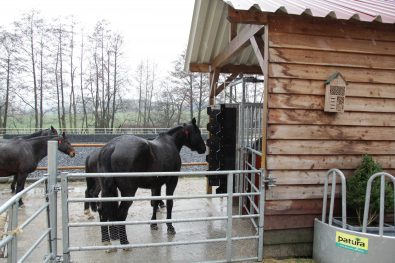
[62, 131, 66, 138]
[192, 117, 196, 125]
[51, 126, 56, 132]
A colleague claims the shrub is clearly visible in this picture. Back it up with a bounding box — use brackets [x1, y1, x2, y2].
[346, 155, 394, 226]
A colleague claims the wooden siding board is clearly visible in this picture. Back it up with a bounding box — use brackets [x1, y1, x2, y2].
[268, 125, 395, 141]
[269, 32, 395, 56]
[265, 214, 318, 230]
[268, 109, 395, 126]
[269, 63, 395, 84]
[268, 170, 352, 185]
[268, 79, 395, 99]
[269, 94, 395, 113]
[267, 155, 395, 170]
[268, 140, 395, 155]
[269, 48, 395, 70]
[268, 14, 395, 42]
[266, 185, 341, 200]
[265, 199, 324, 215]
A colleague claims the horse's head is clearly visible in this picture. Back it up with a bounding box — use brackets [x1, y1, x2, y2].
[183, 118, 206, 154]
[56, 132, 76, 158]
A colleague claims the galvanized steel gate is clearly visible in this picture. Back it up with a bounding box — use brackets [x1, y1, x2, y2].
[60, 169, 265, 263]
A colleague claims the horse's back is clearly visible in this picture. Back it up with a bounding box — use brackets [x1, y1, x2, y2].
[99, 135, 151, 173]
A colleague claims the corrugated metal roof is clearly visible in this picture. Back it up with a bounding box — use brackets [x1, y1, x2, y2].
[224, 0, 395, 23]
[185, 0, 395, 71]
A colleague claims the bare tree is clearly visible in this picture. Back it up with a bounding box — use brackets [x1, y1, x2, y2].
[0, 30, 19, 130]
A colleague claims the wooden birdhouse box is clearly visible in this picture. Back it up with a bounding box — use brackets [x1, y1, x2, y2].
[324, 72, 347, 113]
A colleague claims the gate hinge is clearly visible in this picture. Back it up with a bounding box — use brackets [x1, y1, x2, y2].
[53, 184, 61, 192]
[263, 176, 276, 189]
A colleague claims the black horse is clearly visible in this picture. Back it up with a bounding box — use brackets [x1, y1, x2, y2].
[83, 149, 166, 219]
[8, 126, 59, 192]
[97, 118, 206, 247]
[0, 132, 75, 206]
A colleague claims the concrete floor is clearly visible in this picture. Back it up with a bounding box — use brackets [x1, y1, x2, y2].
[0, 177, 260, 263]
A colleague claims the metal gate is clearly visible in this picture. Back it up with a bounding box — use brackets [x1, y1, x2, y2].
[60, 169, 265, 262]
[0, 141, 60, 263]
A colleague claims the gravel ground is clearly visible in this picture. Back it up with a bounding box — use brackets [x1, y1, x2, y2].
[30, 146, 207, 178]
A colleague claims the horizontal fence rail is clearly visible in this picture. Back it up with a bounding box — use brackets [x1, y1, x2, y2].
[61, 169, 265, 263]
[0, 127, 208, 136]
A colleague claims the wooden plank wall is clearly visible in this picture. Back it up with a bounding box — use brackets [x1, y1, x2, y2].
[265, 14, 395, 230]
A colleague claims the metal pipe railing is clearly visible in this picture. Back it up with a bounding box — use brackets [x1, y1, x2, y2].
[321, 168, 347, 228]
[362, 172, 395, 235]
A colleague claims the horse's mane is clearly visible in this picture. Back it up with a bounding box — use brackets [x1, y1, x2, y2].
[21, 128, 51, 139]
[25, 134, 59, 142]
[159, 125, 183, 137]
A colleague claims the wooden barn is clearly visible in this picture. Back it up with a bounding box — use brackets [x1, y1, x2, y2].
[185, 0, 395, 258]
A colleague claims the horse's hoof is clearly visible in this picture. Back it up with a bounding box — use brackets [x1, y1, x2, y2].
[103, 241, 117, 253]
[84, 209, 90, 215]
[105, 248, 117, 253]
[87, 214, 95, 220]
[18, 203, 25, 208]
[167, 226, 176, 235]
[150, 224, 158, 231]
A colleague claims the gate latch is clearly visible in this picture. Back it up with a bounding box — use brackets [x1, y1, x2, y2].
[53, 184, 61, 192]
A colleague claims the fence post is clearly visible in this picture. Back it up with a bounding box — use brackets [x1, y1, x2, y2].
[61, 172, 70, 263]
[226, 173, 233, 262]
[7, 203, 18, 263]
[257, 169, 265, 261]
[47, 141, 58, 262]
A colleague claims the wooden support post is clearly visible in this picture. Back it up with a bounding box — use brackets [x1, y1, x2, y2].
[250, 27, 269, 170]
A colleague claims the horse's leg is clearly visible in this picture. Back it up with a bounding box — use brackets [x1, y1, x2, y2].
[100, 178, 119, 251]
[150, 187, 165, 209]
[165, 177, 179, 235]
[11, 174, 17, 193]
[150, 187, 161, 230]
[90, 178, 101, 212]
[15, 173, 28, 207]
[117, 186, 137, 247]
[84, 178, 93, 219]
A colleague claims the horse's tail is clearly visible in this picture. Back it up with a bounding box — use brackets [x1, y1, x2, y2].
[97, 145, 119, 221]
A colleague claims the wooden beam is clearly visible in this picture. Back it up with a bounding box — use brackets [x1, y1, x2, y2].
[230, 22, 237, 41]
[250, 34, 266, 74]
[227, 6, 268, 25]
[209, 70, 219, 105]
[211, 24, 264, 70]
[189, 63, 210, 72]
[214, 73, 239, 96]
[189, 63, 261, 74]
[221, 64, 262, 74]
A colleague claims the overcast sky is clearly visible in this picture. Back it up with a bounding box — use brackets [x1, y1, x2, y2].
[0, 0, 195, 75]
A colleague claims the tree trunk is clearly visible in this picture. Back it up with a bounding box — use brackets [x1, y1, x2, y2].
[80, 33, 88, 129]
[59, 27, 66, 129]
[39, 36, 44, 128]
[3, 57, 11, 130]
[110, 50, 117, 129]
[30, 20, 39, 129]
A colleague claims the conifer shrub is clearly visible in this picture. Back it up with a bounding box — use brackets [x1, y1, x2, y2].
[346, 155, 394, 226]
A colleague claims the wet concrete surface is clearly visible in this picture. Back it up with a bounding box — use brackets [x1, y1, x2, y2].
[0, 177, 259, 263]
